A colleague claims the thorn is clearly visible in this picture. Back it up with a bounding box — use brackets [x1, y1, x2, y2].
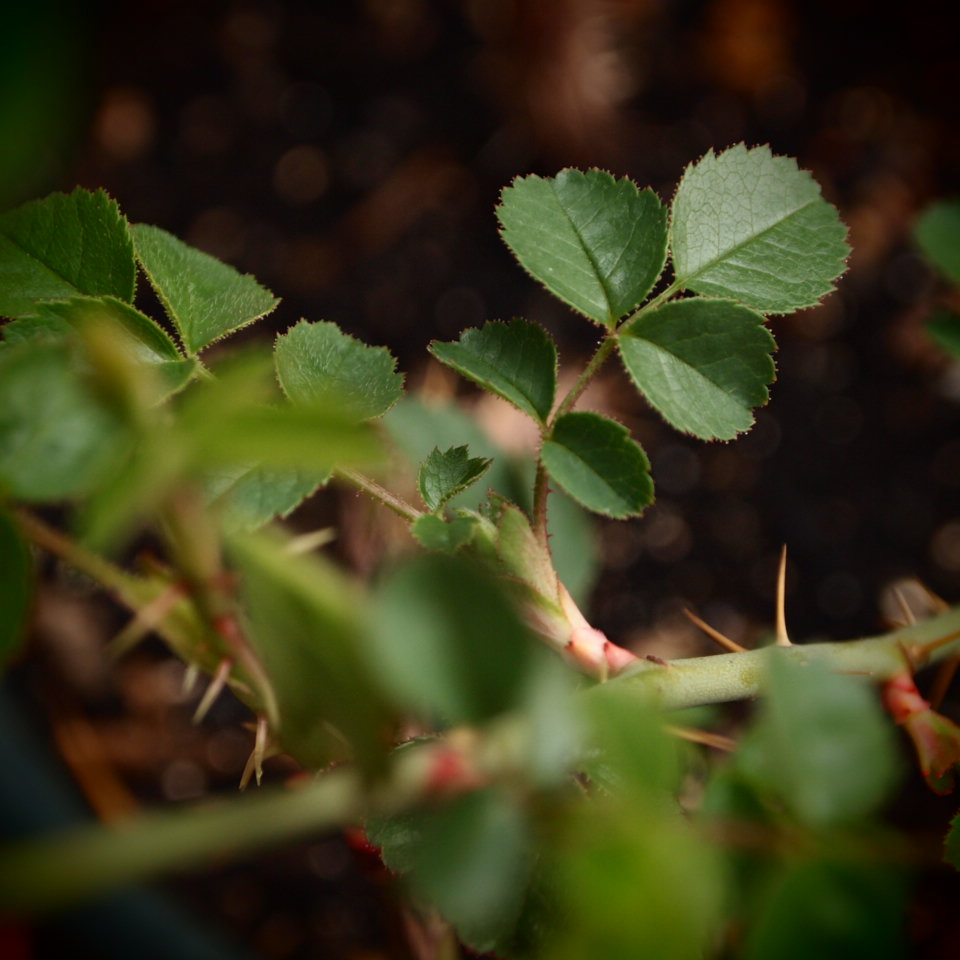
[893, 586, 917, 626]
[666, 725, 737, 752]
[107, 582, 187, 658]
[240, 715, 269, 790]
[284, 528, 337, 555]
[684, 608, 747, 653]
[192, 658, 233, 724]
[775, 545, 792, 646]
[915, 630, 960, 663]
[182, 662, 200, 696]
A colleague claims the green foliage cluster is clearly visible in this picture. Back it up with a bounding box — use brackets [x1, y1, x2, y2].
[1, 146, 957, 958]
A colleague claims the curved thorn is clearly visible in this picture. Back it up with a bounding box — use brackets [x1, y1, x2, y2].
[775, 545, 792, 647]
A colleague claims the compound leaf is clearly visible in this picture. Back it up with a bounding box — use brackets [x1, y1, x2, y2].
[541, 412, 653, 519]
[275, 319, 404, 421]
[0, 188, 135, 317]
[429, 319, 557, 424]
[498, 170, 667, 327]
[671, 145, 849, 313]
[418, 445, 492, 512]
[618, 297, 775, 440]
[132, 223, 278, 355]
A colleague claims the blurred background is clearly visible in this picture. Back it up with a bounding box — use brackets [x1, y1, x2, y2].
[3, 1, 960, 957]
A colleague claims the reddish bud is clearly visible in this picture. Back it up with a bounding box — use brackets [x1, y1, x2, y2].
[884, 670, 960, 794]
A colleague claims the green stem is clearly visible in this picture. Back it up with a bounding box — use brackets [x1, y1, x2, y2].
[335, 467, 424, 523]
[618, 278, 683, 329]
[531, 461, 551, 545]
[592, 606, 960, 711]
[0, 766, 364, 915]
[14, 509, 147, 605]
[550, 334, 618, 424]
[0, 732, 494, 916]
[4, 606, 960, 915]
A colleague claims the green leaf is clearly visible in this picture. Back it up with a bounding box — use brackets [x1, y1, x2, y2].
[498, 170, 668, 327]
[618, 297, 776, 440]
[0, 188, 136, 318]
[175, 353, 382, 474]
[369, 553, 536, 723]
[915, 199, 960, 285]
[671, 145, 849, 313]
[0, 340, 131, 501]
[580, 686, 681, 795]
[205, 464, 324, 533]
[274, 319, 404, 420]
[9, 296, 196, 400]
[418, 445, 492, 512]
[132, 223, 278, 355]
[369, 789, 535, 953]
[541, 412, 653, 518]
[429, 319, 557, 424]
[0, 509, 31, 669]
[738, 652, 900, 828]
[926, 310, 960, 357]
[742, 860, 908, 960]
[227, 531, 393, 770]
[411, 513, 478, 553]
[546, 797, 724, 960]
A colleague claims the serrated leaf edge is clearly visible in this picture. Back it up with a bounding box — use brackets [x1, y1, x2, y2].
[132, 223, 280, 357]
[274, 319, 405, 420]
[668, 143, 850, 315]
[428, 318, 558, 425]
[542, 410, 654, 519]
[498, 169, 665, 327]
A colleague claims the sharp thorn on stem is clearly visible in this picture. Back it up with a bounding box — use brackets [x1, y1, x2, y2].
[775, 545, 792, 647]
[182, 662, 200, 695]
[107, 582, 187, 659]
[683, 608, 748, 653]
[192, 657, 233, 724]
[893, 586, 917, 627]
[240, 715, 270, 790]
[666, 725, 737, 752]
